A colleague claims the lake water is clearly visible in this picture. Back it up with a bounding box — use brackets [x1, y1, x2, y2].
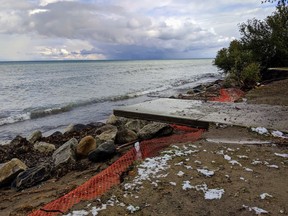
[0, 59, 220, 142]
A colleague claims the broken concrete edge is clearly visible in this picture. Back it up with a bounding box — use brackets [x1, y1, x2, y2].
[113, 109, 209, 130]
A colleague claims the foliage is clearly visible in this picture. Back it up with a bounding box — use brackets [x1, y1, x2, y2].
[214, 3, 288, 89]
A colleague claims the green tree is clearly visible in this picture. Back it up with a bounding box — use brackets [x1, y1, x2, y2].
[214, 3, 287, 88]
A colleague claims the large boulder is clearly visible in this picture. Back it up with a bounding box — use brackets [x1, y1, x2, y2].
[12, 163, 52, 190]
[33, 142, 56, 153]
[138, 122, 173, 140]
[88, 141, 116, 162]
[9, 135, 31, 154]
[95, 125, 118, 145]
[115, 128, 138, 144]
[76, 136, 97, 158]
[52, 138, 78, 167]
[125, 119, 148, 133]
[28, 130, 42, 144]
[0, 158, 27, 187]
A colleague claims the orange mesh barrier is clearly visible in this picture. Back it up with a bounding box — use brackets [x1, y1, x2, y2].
[29, 126, 204, 216]
[210, 88, 244, 102]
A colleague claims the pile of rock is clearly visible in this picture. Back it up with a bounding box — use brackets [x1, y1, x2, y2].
[0, 116, 173, 190]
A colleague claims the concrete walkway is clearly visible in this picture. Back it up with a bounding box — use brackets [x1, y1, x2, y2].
[114, 98, 288, 132]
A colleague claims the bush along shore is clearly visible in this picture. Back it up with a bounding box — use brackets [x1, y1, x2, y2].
[0, 115, 175, 191]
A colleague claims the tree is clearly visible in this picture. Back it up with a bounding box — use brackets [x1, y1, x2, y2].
[214, 3, 288, 88]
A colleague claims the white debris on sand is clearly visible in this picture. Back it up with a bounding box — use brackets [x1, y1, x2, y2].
[224, 155, 231, 161]
[266, 164, 279, 169]
[169, 182, 177, 186]
[185, 182, 225, 200]
[197, 168, 215, 177]
[243, 205, 269, 215]
[182, 180, 193, 190]
[229, 160, 242, 166]
[271, 130, 288, 139]
[274, 153, 288, 158]
[177, 171, 185, 177]
[251, 127, 269, 135]
[204, 189, 225, 200]
[244, 167, 253, 172]
[237, 155, 249, 159]
[260, 193, 273, 200]
[251, 160, 262, 165]
[127, 205, 140, 213]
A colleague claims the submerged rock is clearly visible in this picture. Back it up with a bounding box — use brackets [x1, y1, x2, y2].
[76, 136, 97, 158]
[115, 128, 138, 144]
[88, 141, 116, 162]
[52, 138, 78, 167]
[12, 163, 52, 190]
[33, 142, 56, 153]
[28, 130, 42, 144]
[138, 122, 173, 140]
[0, 158, 27, 187]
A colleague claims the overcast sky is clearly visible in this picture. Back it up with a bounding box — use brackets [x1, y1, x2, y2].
[0, 0, 275, 61]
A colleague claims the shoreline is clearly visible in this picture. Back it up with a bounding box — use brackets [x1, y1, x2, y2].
[0, 78, 287, 215]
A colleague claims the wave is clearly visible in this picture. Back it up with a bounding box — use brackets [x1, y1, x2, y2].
[0, 72, 220, 127]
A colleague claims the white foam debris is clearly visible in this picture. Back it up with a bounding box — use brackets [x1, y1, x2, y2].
[185, 158, 190, 161]
[240, 177, 246, 181]
[194, 160, 202, 164]
[189, 144, 198, 148]
[260, 193, 273, 200]
[151, 182, 158, 187]
[197, 168, 215, 177]
[243, 205, 269, 215]
[184, 165, 193, 170]
[170, 182, 177, 186]
[227, 148, 235, 152]
[175, 161, 184, 166]
[237, 155, 249, 159]
[275, 153, 288, 158]
[271, 130, 288, 139]
[251, 160, 262, 165]
[211, 160, 216, 163]
[204, 189, 225, 200]
[266, 164, 279, 169]
[224, 155, 231, 161]
[203, 149, 207, 152]
[244, 167, 253, 172]
[172, 145, 180, 149]
[91, 205, 107, 216]
[65, 210, 89, 216]
[216, 150, 224, 155]
[182, 180, 193, 190]
[127, 205, 140, 213]
[177, 171, 185, 177]
[251, 127, 269, 135]
[229, 160, 242, 166]
[225, 175, 230, 178]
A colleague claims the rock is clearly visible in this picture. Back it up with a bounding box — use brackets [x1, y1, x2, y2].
[0, 158, 27, 187]
[138, 122, 173, 140]
[33, 142, 56, 153]
[12, 163, 52, 190]
[125, 119, 148, 133]
[106, 114, 128, 126]
[9, 135, 31, 154]
[192, 84, 206, 93]
[95, 124, 117, 135]
[95, 125, 118, 145]
[52, 138, 78, 167]
[28, 130, 42, 144]
[206, 84, 220, 93]
[76, 136, 97, 158]
[88, 141, 116, 162]
[64, 124, 87, 134]
[115, 129, 138, 144]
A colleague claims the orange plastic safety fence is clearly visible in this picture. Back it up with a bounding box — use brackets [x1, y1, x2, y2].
[210, 88, 244, 102]
[29, 126, 204, 216]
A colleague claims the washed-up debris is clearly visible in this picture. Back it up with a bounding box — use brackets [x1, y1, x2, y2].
[127, 205, 140, 213]
[274, 153, 288, 158]
[183, 182, 224, 200]
[177, 171, 185, 177]
[242, 205, 268, 215]
[251, 127, 269, 135]
[260, 193, 273, 200]
[197, 168, 214, 177]
[244, 167, 253, 172]
[266, 164, 279, 169]
[271, 131, 288, 139]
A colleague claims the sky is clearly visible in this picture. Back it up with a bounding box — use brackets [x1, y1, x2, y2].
[0, 0, 275, 61]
